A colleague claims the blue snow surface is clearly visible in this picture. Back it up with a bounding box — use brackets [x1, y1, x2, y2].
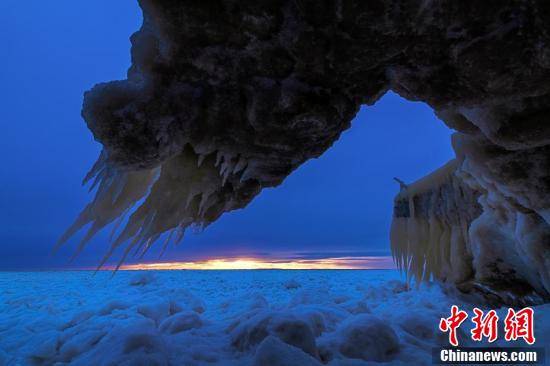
[0, 270, 548, 365]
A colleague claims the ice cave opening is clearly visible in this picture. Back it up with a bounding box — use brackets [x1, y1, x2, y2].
[171, 91, 456, 263]
[59, 91, 455, 269]
[58, 0, 550, 303]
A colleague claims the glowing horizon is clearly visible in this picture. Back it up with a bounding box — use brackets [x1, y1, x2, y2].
[115, 256, 396, 270]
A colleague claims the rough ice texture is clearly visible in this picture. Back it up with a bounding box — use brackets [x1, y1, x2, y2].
[1, 270, 548, 365]
[63, 0, 550, 299]
[391, 160, 482, 285]
[392, 150, 550, 304]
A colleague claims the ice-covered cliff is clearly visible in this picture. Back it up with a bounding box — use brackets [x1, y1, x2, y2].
[61, 0, 550, 300]
[391, 156, 549, 305]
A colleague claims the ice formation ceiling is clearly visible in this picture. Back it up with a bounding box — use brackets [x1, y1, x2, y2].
[61, 0, 549, 300]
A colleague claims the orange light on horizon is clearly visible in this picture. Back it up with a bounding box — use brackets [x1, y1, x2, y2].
[116, 256, 396, 270]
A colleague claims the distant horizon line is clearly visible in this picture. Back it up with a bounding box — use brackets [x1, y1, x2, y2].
[0, 268, 399, 272]
[0, 255, 397, 271]
[0, 251, 399, 271]
[112, 255, 397, 271]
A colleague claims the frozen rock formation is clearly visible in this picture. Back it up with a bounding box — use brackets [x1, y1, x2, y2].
[392, 134, 550, 304]
[62, 0, 549, 300]
[391, 160, 482, 286]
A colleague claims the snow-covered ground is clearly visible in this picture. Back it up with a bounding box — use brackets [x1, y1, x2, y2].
[0, 270, 547, 365]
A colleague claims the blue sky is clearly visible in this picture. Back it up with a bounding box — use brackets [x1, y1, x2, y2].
[0, 0, 454, 269]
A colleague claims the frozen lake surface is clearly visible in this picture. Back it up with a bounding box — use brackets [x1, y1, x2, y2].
[0, 270, 547, 365]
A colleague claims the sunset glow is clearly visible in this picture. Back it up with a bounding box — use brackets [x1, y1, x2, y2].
[117, 256, 395, 270]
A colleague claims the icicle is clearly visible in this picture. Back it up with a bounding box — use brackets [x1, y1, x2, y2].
[186, 191, 199, 209]
[219, 153, 235, 182]
[112, 213, 146, 249]
[110, 174, 129, 204]
[109, 208, 130, 242]
[215, 151, 223, 167]
[197, 192, 211, 217]
[55, 208, 92, 250]
[390, 158, 479, 286]
[95, 247, 116, 273]
[139, 235, 160, 259]
[82, 150, 107, 185]
[158, 230, 175, 258]
[222, 167, 232, 186]
[113, 237, 142, 273]
[135, 211, 157, 245]
[233, 155, 247, 174]
[174, 226, 186, 245]
[63, 147, 237, 270]
[240, 165, 254, 182]
[88, 168, 108, 193]
[197, 154, 205, 167]
[69, 221, 103, 262]
[133, 236, 147, 257]
[219, 159, 229, 177]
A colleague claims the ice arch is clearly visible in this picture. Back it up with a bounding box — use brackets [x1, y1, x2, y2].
[137, 92, 455, 261]
[61, 0, 550, 303]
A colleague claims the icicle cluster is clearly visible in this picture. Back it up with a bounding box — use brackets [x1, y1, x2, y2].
[58, 146, 261, 269]
[390, 159, 482, 285]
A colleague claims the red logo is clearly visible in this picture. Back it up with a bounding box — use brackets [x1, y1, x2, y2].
[471, 308, 498, 342]
[439, 306, 535, 346]
[439, 305, 469, 346]
[504, 307, 535, 345]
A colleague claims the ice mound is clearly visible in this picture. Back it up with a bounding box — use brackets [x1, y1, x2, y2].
[291, 305, 349, 336]
[0, 270, 547, 365]
[338, 299, 370, 315]
[159, 311, 202, 334]
[157, 287, 206, 314]
[230, 310, 318, 357]
[72, 319, 169, 366]
[99, 299, 131, 315]
[336, 314, 400, 362]
[253, 336, 322, 366]
[395, 311, 438, 341]
[137, 298, 181, 325]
